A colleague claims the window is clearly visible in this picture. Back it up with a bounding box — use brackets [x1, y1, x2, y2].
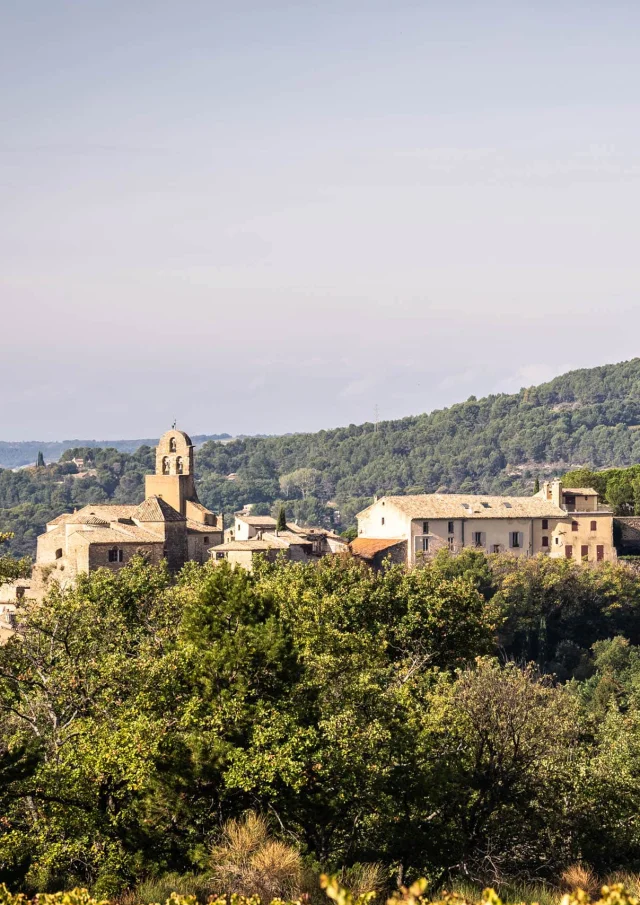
[571, 521, 579, 532]
[503, 502, 512, 509]
[472, 531, 484, 547]
[565, 545, 573, 559]
[169, 437, 177, 452]
[492, 544, 501, 553]
[480, 502, 491, 509]
[542, 519, 548, 530]
[541, 536, 549, 547]
[591, 520, 597, 532]
[555, 537, 560, 545]
[510, 532, 522, 548]
[597, 545, 604, 562]
[381, 517, 385, 526]
[204, 537, 209, 544]
[415, 536, 429, 553]
[55, 548, 63, 559]
[162, 456, 170, 474]
[448, 521, 454, 534]
[216, 551, 226, 560]
[423, 521, 429, 534]
[176, 456, 184, 474]
[108, 548, 123, 563]
[581, 545, 589, 560]
[448, 537, 455, 551]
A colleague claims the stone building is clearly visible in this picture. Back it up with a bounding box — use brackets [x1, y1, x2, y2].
[354, 479, 616, 567]
[2, 429, 223, 603]
[211, 520, 348, 571]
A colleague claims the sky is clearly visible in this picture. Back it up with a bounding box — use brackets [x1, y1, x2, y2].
[1, 0, 640, 441]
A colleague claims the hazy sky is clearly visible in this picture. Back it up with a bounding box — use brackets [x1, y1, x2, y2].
[2, 1, 640, 440]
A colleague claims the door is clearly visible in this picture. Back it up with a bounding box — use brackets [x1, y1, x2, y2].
[565, 545, 573, 559]
[597, 545, 604, 562]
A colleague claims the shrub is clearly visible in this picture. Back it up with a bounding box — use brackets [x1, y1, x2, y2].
[209, 812, 302, 900]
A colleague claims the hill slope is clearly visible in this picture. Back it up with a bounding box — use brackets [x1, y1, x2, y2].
[3, 358, 640, 556]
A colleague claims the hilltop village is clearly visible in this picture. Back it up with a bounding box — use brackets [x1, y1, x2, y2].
[0, 427, 625, 636]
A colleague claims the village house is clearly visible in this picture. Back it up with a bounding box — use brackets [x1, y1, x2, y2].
[0, 429, 223, 605]
[211, 518, 348, 571]
[353, 479, 616, 567]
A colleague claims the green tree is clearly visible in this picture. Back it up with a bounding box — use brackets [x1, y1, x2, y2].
[277, 506, 287, 531]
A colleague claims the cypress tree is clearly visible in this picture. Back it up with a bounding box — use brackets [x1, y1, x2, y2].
[533, 476, 540, 494]
[276, 505, 287, 531]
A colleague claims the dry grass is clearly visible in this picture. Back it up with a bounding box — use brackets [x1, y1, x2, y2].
[561, 864, 600, 897]
[340, 863, 387, 898]
[210, 811, 302, 901]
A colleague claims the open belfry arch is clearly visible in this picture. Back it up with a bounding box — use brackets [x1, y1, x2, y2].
[146, 430, 218, 527]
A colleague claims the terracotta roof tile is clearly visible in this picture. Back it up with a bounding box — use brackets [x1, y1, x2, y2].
[350, 538, 405, 559]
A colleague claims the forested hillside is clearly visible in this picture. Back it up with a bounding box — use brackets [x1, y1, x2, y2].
[3, 358, 640, 557]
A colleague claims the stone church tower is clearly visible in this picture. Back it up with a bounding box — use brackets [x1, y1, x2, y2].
[145, 429, 219, 527]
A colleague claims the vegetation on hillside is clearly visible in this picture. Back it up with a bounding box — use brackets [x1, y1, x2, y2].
[4, 359, 640, 556]
[4, 553, 640, 895]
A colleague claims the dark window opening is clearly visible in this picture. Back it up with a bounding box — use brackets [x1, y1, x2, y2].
[423, 521, 429, 534]
[581, 545, 589, 560]
[169, 437, 177, 453]
[541, 536, 549, 547]
[565, 545, 573, 559]
[176, 456, 184, 474]
[591, 520, 597, 531]
[571, 521, 579, 532]
[542, 519, 548, 530]
[448, 521, 454, 534]
[204, 537, 209, 544]
[55, 548, 63, 559]
[162, 456, 170, 474]
[108, 548, 124, 563]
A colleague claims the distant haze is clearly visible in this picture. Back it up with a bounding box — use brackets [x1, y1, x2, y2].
[1, 1, 639, 440]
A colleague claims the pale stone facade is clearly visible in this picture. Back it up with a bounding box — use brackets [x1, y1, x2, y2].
[355, 479, 616, 567]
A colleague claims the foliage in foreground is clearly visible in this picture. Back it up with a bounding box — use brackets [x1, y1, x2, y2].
[3, 879, 640, 905]
[5, 554, 640, 892]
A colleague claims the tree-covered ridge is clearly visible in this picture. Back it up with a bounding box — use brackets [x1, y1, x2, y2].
[4, 357, 640, 556]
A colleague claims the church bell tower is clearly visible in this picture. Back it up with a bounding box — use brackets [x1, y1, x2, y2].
[145, 429, 198, 517]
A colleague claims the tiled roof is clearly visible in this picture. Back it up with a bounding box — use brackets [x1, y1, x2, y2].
[359, 494, 568, 520]
[211, 537, 289, 552]
[563, 487, 599, 496]
[235, 515, 277, 527]
[77, 504, 139, 521]
[74, 514, 110, 527]
[72, 524, 163, 545]
[350, 538, 405, 559]
[133, 496, 185, 522]
[186, 519, 223, 535]
[263, 531, 312, 546]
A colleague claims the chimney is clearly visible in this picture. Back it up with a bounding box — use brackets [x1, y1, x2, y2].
[550, 478, 563, 509]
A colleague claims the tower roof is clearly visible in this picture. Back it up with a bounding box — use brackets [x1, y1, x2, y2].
[133, 496, 185, 523]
